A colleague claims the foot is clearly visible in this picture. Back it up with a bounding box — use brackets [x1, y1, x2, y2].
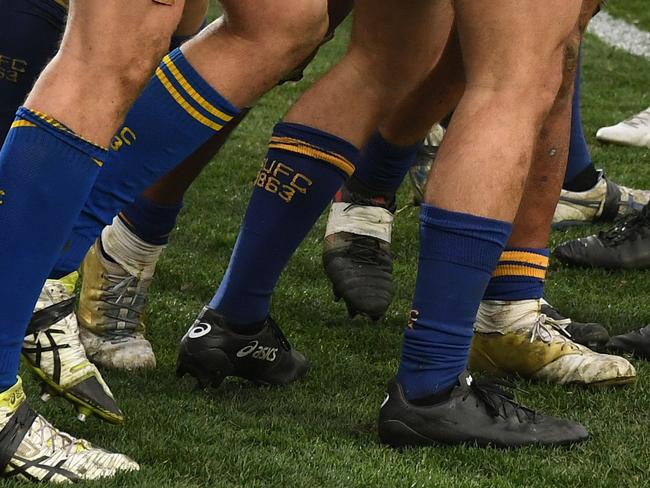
[607, 325, 650, 360]
[469, 299, 635, 386]
[22, 273, 123, 424]
[0, 378, 138, 482]
[176, 307, 308, 389]
[77, 239, 156, 370]
[540, 299, 610, 350]
[408, 123, 445, 205]
[553, 170, 650, 228]
[378, 372, 588, 448]
[322, 181, 395, 321]
[554, 205, 650, 269]
[596, 106, 650, 148]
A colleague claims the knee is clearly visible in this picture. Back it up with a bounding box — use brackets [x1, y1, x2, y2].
[226, 0, 329, 70]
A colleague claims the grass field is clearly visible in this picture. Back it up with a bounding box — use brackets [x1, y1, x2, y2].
[15, 4, 650, 487]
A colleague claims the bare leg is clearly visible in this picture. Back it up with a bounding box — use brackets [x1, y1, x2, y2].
[26, 0, 184, 146]
[426, 0, 581, 221]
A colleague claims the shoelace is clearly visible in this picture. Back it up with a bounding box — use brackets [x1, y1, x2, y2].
[98, 273, 149, 335]
[528, 313, 577, 349]
[598, 208, 650, 246]
[267, 318, 291, 351]
[465, 377, 537, 422]
[30, 415, 84, 457]
[622, 108, 650, 129]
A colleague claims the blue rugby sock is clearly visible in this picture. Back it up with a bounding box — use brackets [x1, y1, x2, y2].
[483, 248, 549, 301]
[209, 122, 358, 328]
[0, 108, 105, 391]
[50, 48, 240, 278]
[0, 0, 66, 142]
[396, 205, 511, 400]
[564, 48, 596, 189]
[352, 130, 419, 194]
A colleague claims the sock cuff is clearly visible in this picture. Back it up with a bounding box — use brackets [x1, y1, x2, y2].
[14, 107, 108, 163]
[493, 247, 548, 280]
[156, 49, 240, 131]
[418, 205, 511, 273]
[269, 122, 360, 177]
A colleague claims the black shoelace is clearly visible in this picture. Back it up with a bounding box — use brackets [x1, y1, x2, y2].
[267, 318, 291, 351]
[598, 207, 650, 247]
[466, 378, 537, 422]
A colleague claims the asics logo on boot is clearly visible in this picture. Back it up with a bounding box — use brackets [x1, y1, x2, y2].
[236, 341, 278, 362]
[188, 322, 212, 339]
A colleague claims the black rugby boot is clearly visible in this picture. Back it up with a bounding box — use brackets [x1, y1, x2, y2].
[323, 177, 396, 321]
[554, 204, 650, 269]
[378, 372, 588, 448]
[177, 307, 309, 389]
[607, 325, 650, 360]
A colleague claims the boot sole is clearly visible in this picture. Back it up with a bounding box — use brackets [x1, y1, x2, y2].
[21, 356, 124, 424]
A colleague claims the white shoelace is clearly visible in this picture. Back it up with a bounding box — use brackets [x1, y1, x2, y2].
[529, 313, 573, 344]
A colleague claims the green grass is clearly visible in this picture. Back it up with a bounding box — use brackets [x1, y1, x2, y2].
[13, 5, 650, 487]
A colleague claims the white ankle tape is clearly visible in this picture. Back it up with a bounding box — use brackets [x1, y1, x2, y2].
[324, 202, 394, 243]
[101, 217, 165, 279]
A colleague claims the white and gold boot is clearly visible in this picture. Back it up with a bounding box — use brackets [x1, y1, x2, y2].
[469, 299, 636, 386]
[22, 273, 123, 424]
[553, 171, 650, 228]
[0, 378, 137, 482]
[78, 218, 159, 370]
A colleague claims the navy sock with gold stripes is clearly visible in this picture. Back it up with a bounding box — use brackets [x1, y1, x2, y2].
[209, 122, 358, 328]
[483, 248, 549, 300]
[0, 107, 105, 390]
[51, 48, 240, 278]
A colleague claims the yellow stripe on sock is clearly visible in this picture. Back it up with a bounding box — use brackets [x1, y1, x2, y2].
[500, 251, 549, 268]
[24, 110, 108, 151]
[54, 0, 68, 9]
[493, 264, 547, 280]
[10, 120, 36, 129]
[162, 55, 234, 123]
[155, 67, 223, 132]
[269, 136, 355, 176]
[268, 143, 355, 176]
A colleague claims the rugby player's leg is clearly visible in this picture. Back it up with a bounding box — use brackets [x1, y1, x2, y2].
[323, 27, 464, 320]
[380, 0, 590, 448]
[0, 0, 183, 480]
[474, 0, 634, 386]
[178, 0, 449, 388]
[67, 0, 215, 371]
[0, 0, 128, 423]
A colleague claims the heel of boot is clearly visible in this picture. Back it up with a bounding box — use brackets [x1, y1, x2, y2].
[177, 347, 234, 390]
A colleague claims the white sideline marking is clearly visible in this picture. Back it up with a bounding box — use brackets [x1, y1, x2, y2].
[588, 12, 650, 60]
